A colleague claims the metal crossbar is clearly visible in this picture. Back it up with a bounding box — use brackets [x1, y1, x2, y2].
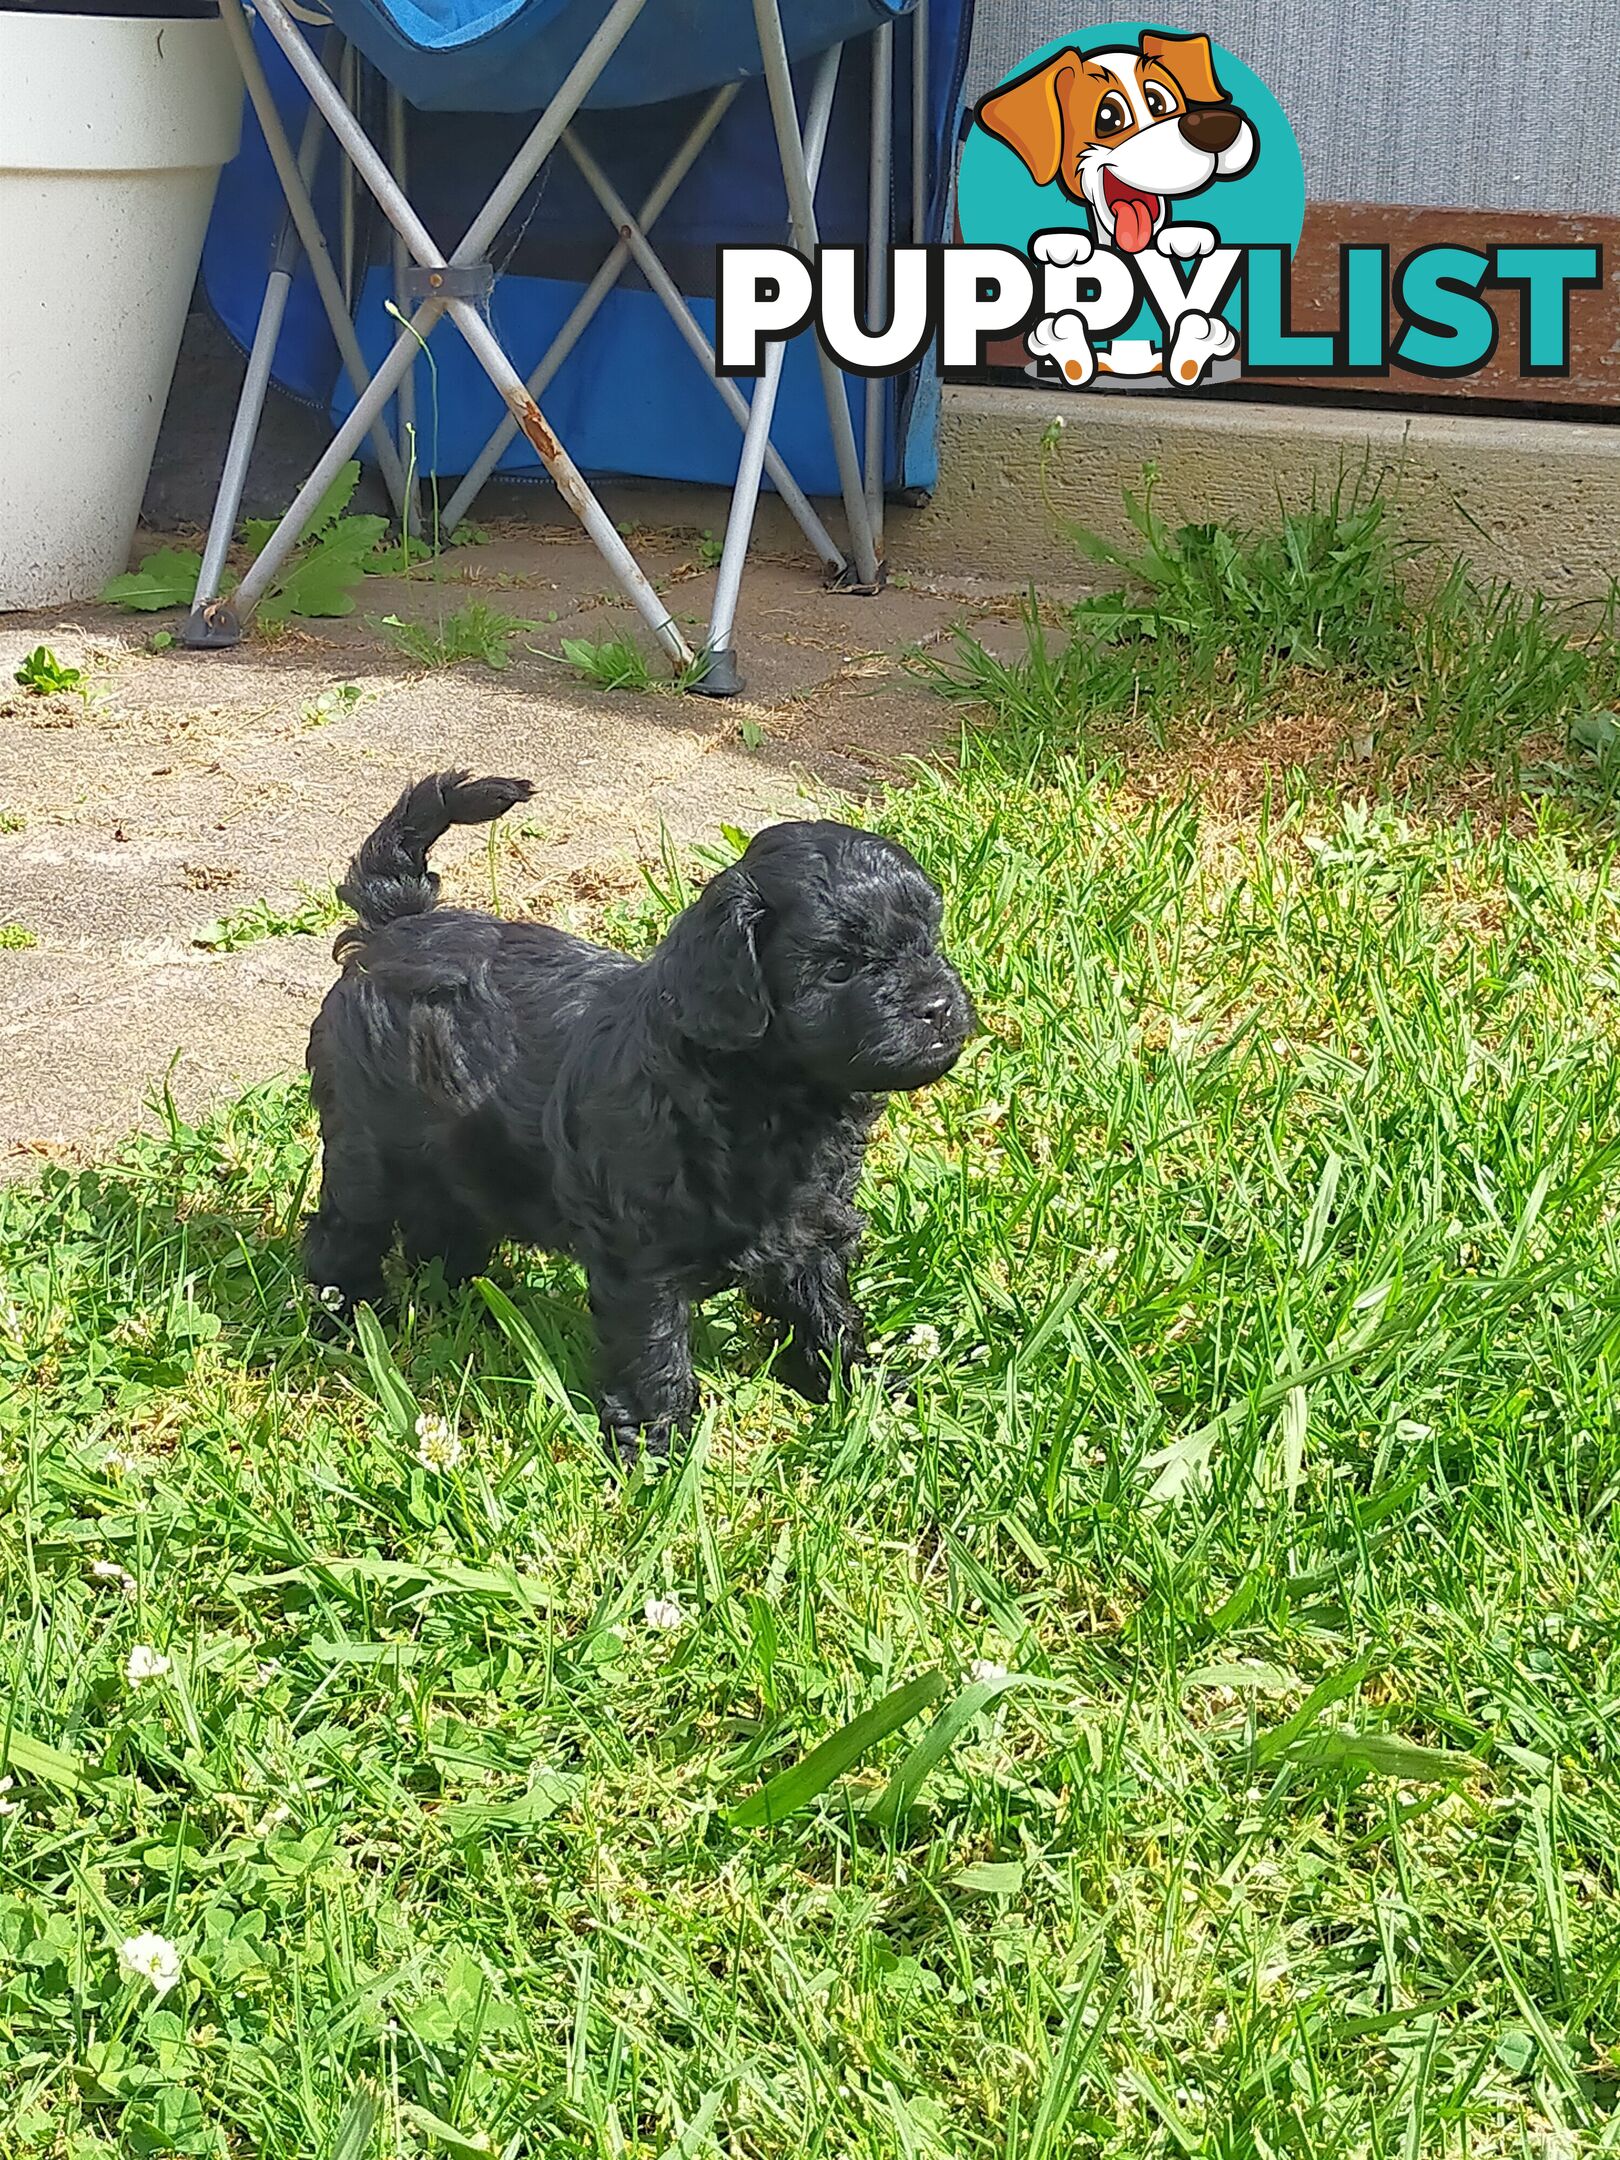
[436, 85, 742, 536]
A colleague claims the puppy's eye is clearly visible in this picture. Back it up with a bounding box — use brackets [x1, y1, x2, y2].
[824, 957, 859, 985]
[1096, 93, 1130, 136]
[1143, 81, 1175, 117]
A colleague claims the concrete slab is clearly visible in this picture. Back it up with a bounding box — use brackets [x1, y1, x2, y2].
[911, 384, 1620, 599]
[0, 531, 1017, 1171]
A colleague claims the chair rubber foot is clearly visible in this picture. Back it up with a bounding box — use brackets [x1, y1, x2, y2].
[829, 558, 886, 597]
[686, 646, 743, 698]
[177, 604, 244, 651]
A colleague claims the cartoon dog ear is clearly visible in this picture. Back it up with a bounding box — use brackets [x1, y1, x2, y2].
[657, 865, 772, 1051]
[1140, 30, 1230, 107]
[975, 52, 1079, 189]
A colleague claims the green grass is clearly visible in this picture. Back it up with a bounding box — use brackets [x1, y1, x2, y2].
[192, 888, 346, 954]
[551, 636, 716, 697]
[8, 504, 1620, 2154]
[0, 923, 38, 950]
[383, 604, 538, 672]
[920, 466, 1620, 792]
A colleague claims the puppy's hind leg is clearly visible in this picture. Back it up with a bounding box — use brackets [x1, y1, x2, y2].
[303, 1133, 394, 1315]
[587, 1267, 696, 1465]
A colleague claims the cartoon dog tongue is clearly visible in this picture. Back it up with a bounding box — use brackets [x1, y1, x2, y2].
[1104, 176, 1159, 254]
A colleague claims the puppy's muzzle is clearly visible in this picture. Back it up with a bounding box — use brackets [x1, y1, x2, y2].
[1179, 105, 1244, 153]
[911, 966, 978, 1079]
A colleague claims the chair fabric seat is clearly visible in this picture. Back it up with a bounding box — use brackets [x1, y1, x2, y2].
[204, 7, 972, 494]
[333, 0, 914, 111]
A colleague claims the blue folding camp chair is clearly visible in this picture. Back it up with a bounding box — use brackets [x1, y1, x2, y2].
[184, 0, 970, 693]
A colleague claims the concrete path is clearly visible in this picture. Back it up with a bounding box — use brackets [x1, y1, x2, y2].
[0, 521, 1013, 1171]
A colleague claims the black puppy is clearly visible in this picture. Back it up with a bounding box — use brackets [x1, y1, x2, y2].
[304, 772, 976, 1457]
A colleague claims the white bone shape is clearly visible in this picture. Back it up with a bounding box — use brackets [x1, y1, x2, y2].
[1165, 309, 1236, 386]
[1027, 311, 1096, 387]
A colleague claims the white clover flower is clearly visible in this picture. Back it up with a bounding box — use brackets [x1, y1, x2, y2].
[254, 1659, 282, 1687]
[102, 1448, 142, 1478]
[318, 1284, 346, 1312]
[124, 1645, 171, 1688]
[413, 1413, 464, 1472]
[969, 1658, 1008, 1685]
[906, 1323, 941, 1360]
[90, 1558, 137, 1597]
[0, 1776, 20, 1819]
[643, 1594, 684, 1632]
[117, 1930, 182, 1997]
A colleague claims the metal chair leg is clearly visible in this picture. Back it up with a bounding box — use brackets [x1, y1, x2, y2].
[195, 0, 691, 669]
[753, 0, 882, 592]
[187, 36, 340, 637]
[562, 131, 847, 579]
[864, 19, 894, 558]
[693, 42, 844, 696]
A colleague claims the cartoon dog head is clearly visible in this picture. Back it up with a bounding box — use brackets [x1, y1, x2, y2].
[975, 31, 1257, 255]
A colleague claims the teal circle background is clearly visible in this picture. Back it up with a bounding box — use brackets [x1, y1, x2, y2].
[958, 22, 1306, 287]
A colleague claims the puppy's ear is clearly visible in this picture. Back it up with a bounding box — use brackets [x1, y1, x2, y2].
[975, 53, 1078, 189]
[1141, 30, 1229, 107]
[656, 865, 771, 1051]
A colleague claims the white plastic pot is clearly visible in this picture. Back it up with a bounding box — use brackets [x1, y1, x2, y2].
[0, 14, 241, 607]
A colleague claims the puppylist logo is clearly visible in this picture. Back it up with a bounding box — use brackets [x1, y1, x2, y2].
[962, 25, 1288, 389]
[715, 21, 1602, 394]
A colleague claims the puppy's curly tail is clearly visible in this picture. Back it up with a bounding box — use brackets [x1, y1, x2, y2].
[338, 770, 533, 931]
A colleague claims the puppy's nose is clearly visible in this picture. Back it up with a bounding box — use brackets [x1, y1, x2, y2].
[921, 976, 977, 1037]
[1179, 105, 1243, 152]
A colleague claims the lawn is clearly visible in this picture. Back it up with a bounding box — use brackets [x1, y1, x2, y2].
[5, 489, 1620, 2158]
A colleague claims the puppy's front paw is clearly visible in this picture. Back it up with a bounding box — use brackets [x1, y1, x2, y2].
[1026, 311, 1095, 388]
[1157, 224, 1218, 260]
[600, 1415, 676, 1471]
[598, 1386, 691, 1471]
[1166, 310, 1236, 386]
[1033, 226, 1093, 268]
[773, 1331, 868, 1405]
[300, 1274, 376, 1333]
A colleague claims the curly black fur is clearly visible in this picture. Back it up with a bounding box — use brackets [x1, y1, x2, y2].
[303, 771, 977, 1460]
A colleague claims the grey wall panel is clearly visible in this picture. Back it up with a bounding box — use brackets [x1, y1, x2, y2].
[964, 1, 1620, 215]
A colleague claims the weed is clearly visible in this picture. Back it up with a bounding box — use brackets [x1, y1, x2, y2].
[193, 886, 345, 953]
[384, 603, 532, 671]
[738, 717, 766, 751]
[102, 464, 387, 622]
[13, 647, 87, 698]
[554, 634, 658, 692]
[926, 467, 1620, 784]
[0, 811, 26, 835]
[0, 922, 38, 950]
[299, 683, 364, 728]
[552, 637, 715, 695]
[696, 530, 724, 570]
